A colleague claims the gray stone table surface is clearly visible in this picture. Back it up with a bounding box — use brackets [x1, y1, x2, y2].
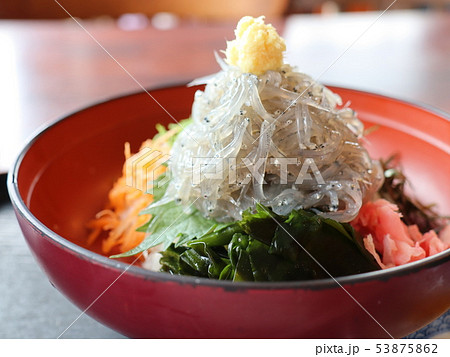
[0, 175, 124, 338]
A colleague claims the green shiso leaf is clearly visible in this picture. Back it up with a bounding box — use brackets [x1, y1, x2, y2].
[111, 173, 219, 257]
[111, 197, 219, 258]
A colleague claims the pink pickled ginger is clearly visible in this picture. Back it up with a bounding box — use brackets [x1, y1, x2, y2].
[351, 199, 450, 269]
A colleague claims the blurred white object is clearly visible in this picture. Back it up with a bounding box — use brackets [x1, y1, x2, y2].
[151, 12, 179, 31]
[117, 13, 150, 31]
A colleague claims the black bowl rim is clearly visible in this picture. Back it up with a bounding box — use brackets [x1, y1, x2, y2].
[7, 83, 450, 291]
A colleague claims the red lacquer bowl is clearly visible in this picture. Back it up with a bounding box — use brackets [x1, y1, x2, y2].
[8, 85, 450, 338]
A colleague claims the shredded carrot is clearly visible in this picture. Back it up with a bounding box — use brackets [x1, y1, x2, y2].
[87, 126, 181, 256]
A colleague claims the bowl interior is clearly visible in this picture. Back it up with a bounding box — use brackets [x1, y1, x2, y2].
[14, 85, 450, 258]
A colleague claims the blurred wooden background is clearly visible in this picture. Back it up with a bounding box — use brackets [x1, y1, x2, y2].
[0, 0, 449, 20]
[289, 0, 450, 13]
[0, 0, 289, 20]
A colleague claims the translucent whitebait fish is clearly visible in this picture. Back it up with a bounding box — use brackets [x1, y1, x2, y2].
[164, 63, 383, 222]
